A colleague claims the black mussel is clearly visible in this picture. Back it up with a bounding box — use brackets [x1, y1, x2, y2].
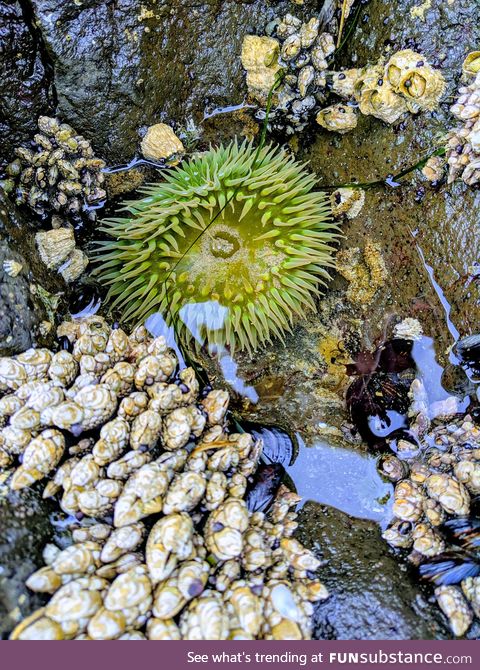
[441, 363, 473, 396]
[245, 463, 285, 513]
[346, 371, 411, 447]
[240, 422, 296, 467]
[471, 496, 480, 516]
[58, 335, 73, 352]
[455, 334, 480, 373]
[419, 550, 480, 585]
[442, 516, 480, 551]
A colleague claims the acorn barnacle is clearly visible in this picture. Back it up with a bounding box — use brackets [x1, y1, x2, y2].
[94, 141, 337, 353]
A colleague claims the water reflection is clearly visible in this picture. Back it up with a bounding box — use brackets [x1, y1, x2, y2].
[145, 312, 187, 368]
[70, 296, 101, 320]
[147, 302, 259, 402]
[287, 436, 393, 526]
[411, 336, 471, 417]
[218, 352, 258, 403]
[178, 301, 229, 345]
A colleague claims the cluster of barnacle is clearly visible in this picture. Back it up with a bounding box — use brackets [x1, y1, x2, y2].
[3, 116, 106, 219]
[262, 13, 336, 132]
[379, 408, 480, 637]
[247, 5, 446, 135]
[444, 53, 480, 186]
[0, 316, 328, 640]
[35, 220, 89, 284]
[321, 48, 446, 130]
[353, 49, 445, 124]
[10, 487, 327, 640]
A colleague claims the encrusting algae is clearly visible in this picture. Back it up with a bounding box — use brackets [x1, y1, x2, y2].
[336, 239, 388, 308]
[0, 316, 329, 640]
[94, 140, 337, 354]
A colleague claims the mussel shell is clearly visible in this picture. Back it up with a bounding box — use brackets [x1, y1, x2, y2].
[239, 422, 296, 467]
[419, 550, 480, 586]
[245, 463, 285, 513]
[440, 363, 473, 396]
[69, 282, 102, 318]
[455, 334, 480, 373]
[442, 516, 480, 551]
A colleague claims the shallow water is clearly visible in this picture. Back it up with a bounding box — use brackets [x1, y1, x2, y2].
[287, 437, 393, 525]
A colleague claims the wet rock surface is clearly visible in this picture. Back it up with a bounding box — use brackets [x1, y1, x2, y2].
[196, 0, 480, 443]
[296, 502, 450, 640]
[0, 237, 33, 355]
[0, 190, 66, 355]
[0, 1, 54, 168]
[308, 0, 480, 339]
[26, 0, 293, 163]
[0, 0, 479, 641]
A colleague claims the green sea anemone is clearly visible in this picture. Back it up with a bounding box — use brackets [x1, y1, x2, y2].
[94, 140, 338, 352]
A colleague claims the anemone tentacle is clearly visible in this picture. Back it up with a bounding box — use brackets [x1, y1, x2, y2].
[93, 140, 339, 353]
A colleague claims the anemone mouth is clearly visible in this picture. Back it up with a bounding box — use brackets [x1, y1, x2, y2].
[93, 140, 338, 353]
[205, 226, 241, 259]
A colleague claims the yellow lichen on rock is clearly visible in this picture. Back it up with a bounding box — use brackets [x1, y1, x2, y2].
[140, 124, 185, 162]
[241, 35, 281, 104]
[336, 239, 388, 308]
[317, 330, 351, 393]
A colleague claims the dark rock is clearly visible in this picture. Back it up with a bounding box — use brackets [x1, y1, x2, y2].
[0, 238, 35, 355]
[0, 486, 55, 639]
[27, 0, 292, 164]
[0, 0, 53, 167]
[0, 189, 67, 355]
[296, 502, 451, 640]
